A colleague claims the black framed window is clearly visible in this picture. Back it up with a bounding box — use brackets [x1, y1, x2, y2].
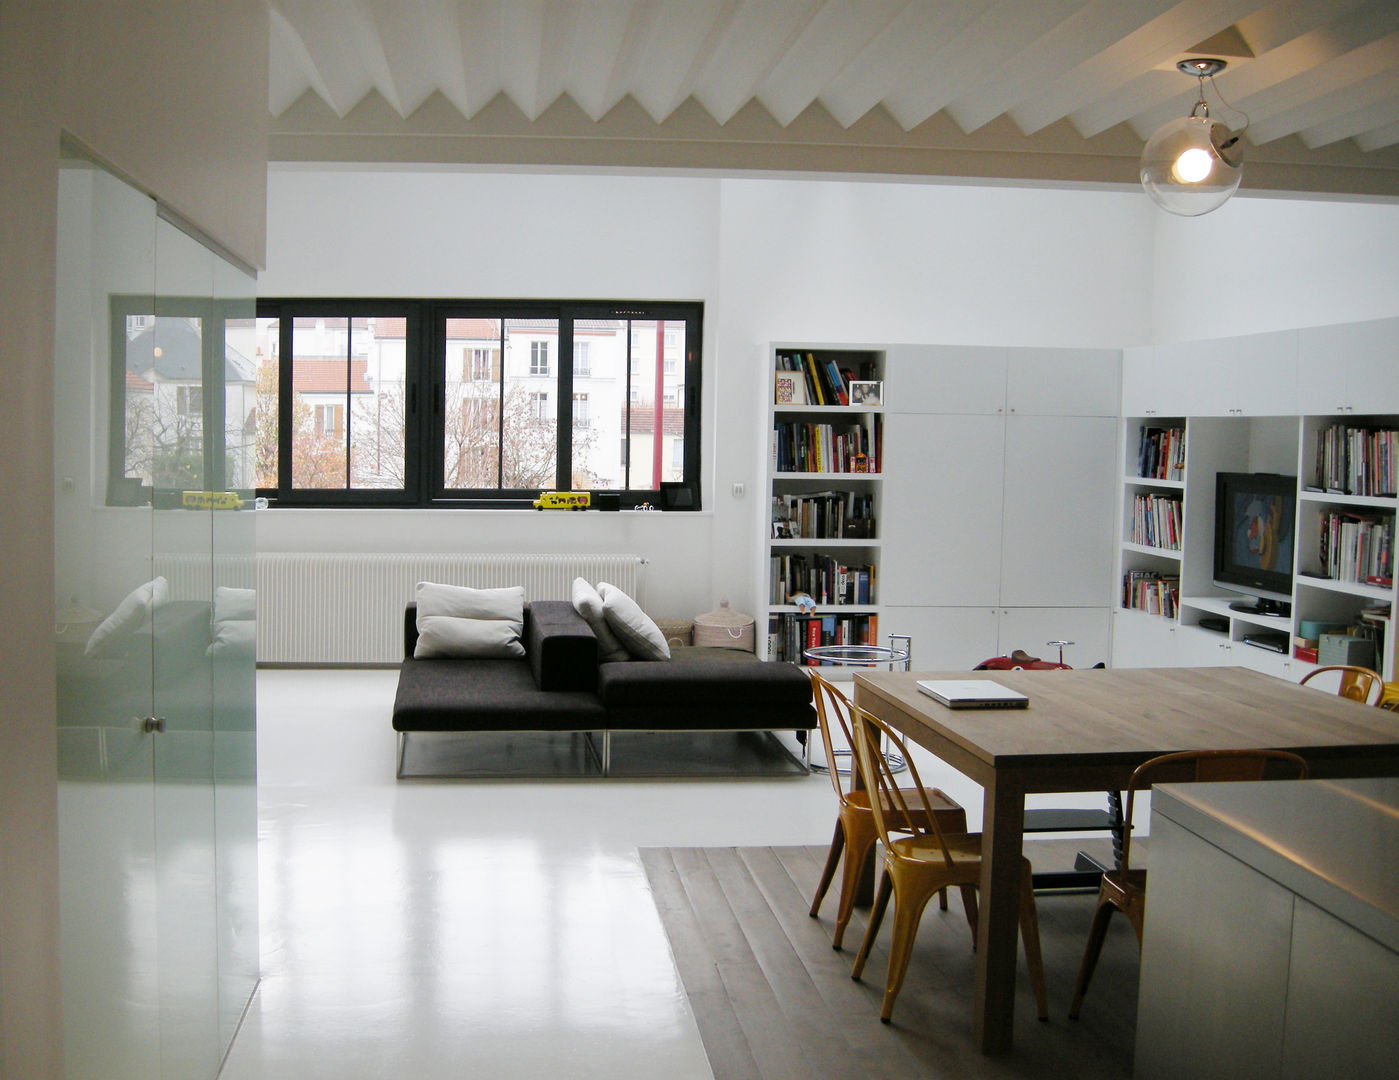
[250, 298, 703, 509]
[107, 295, 258, 506]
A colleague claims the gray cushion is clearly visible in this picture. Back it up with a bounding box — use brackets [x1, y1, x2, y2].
[392, 658, 605, 732]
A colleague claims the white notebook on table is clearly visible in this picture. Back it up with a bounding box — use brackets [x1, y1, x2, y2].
[916, 679, 1029, 710]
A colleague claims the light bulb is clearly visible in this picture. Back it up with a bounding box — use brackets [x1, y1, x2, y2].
[1172, 147, 1214, 184]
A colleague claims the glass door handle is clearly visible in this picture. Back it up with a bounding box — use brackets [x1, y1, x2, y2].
[138, 716, 167, 734]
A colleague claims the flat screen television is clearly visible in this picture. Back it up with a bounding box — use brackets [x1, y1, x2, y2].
[1213, 471, 1296, 616]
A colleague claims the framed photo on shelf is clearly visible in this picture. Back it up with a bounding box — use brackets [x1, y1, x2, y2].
[849, 380, 883, 406]
[774, 368, 807, 406]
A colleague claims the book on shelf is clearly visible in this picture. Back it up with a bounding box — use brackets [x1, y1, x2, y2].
[768, 611, 879, 664]
[1314, 422, 1398, 497]
[1316, 510, 1394, 586]
[1130, 492, 1183, 549]
[769, 553, 877, 606]
[1137, 425, 1185, 481]
[772, 415, 881, 473]
[770, 490, 875, 539]
[1121, 569, 1179, 617]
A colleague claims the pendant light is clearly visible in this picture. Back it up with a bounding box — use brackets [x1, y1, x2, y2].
[1140, 58, 1245, 217]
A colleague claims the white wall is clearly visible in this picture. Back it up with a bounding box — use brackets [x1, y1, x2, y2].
[1149, 194, 1399, 343]
[260, 171, 1157, 616]
[260, 169, 1399, 620]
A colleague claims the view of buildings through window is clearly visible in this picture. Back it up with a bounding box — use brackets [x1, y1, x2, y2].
[114, 302, 699, 507]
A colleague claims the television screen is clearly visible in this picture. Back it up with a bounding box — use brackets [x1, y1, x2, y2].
[1213, 472, 1296, 611]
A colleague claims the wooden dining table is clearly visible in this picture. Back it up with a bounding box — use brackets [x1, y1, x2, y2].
[852, 665, 1399, 1055]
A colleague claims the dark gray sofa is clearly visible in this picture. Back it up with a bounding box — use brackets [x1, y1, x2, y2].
[392, 600, 815, 776]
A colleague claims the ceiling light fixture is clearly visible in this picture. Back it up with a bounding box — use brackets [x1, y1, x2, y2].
[1140, 58, 1246, 217]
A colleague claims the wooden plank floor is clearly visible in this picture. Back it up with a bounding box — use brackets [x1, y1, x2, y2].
[642, 841, 1139, 1080]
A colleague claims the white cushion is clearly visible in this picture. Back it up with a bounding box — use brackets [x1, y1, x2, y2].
[208, 618, 256, 658]
[598, 581, 670, 661]
[570, 577, 629, 662]
[85, 576, 168, 656]
[213, 585, 256, 622]
[208, 586, 256, 658]
[413, 582, 525, 659]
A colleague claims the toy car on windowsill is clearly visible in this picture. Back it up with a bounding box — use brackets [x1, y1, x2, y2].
[532, 491, 591, 510]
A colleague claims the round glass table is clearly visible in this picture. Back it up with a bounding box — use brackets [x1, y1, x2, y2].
[803, 637, 910, 774]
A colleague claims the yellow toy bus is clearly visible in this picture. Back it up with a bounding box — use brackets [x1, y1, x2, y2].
[532, 491, 590, 511]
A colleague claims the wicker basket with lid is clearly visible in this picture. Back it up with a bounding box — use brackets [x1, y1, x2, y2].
[693, 599, 755, 652]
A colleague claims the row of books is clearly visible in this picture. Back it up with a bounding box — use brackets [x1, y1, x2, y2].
[775, 351, 877, 407]
[1122, 570, 1179, 617]
[771, 491, 876, 539]
[1317, 510, 1394, 586]
[1137, 425, 1185, 481]
[767, 612, 879, 664]
[1314, 422, 1399, 497]
[770, 554, 876, 606]
[1129, 493, 1183, 550]
[773, 417, 882, 474]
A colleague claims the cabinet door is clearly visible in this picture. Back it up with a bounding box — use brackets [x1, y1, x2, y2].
[1006, 347, 1120, 417]
[880, 605, 1000, 671]
[1298, 316, 1399, 413]
[1153, 340, 1236, 416]
[1112, 610, 1180, 668]
[882, 413, 1005, 606]
[997, 607, 1112, 668]
[1123, 345, 1167, 417]
[1229, 330, 1298, 416]
[883, 344, 1007, 415]
[1000, 415, 1117, 607]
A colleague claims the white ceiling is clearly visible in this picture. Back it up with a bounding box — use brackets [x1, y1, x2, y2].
[266, 0, 1399, 198]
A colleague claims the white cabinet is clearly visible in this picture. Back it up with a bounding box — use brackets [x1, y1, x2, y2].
[881, 413, 1004, 607]
[1149, 330, 1298, 417]
[883, 344, 1007, 414]
[882, 605, 1111, 672]
[1298, 316, 1399, 414]
[1001, 415, 1117, 606]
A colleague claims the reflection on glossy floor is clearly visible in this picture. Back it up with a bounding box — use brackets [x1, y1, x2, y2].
[219, 669, 841, 1079]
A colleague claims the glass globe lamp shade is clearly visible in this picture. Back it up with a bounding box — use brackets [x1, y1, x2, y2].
[1140, 113, 1243, 217]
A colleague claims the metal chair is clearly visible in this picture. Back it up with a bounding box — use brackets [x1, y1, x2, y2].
[1299, 664, 1384, 705]
[849, 704, 1048, 1025]
[806, 671, 973, 949]
[1068, 747, 1309, 1019]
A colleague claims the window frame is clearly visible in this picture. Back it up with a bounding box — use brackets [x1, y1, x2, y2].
[253, 297, 703, 510]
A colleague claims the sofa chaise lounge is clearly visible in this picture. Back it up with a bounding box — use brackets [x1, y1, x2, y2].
[391, 600, 815, 777]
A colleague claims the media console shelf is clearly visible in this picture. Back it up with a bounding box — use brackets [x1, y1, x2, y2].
[1115, 317, 1399, 683]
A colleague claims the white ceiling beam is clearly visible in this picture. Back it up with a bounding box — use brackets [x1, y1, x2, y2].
[817, 0, 997, 130]
[269, 0, 384, 117]
[1008, 0, 1263, 137]
[754, 0, 908, 128]
[690, 1, 823, 126]
[880, 0, 1087, 131]
[1240, 32, 1399, 143]
[1301, 87, 1399, 150]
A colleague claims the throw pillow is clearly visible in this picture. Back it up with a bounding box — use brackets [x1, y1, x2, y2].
[598, 581, 670, 661]
[413, 581, 525, 659]
[84, 576, 169, 656]
[570, 577, 629, 662]
[208, 586, 256, 658]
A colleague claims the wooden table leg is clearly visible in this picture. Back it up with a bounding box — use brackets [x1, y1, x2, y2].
[974, 775, 1026, 1054]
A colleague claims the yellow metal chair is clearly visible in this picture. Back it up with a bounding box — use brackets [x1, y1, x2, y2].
[849, 704, 1048, 1025]
[806, 671, 973, 949]
[1299, 664, 1384, 705]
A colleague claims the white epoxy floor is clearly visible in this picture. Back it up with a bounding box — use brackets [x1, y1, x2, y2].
[218, 669, 842, 1079]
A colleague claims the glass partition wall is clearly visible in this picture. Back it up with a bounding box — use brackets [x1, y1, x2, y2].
[54, 149, 258, 1079]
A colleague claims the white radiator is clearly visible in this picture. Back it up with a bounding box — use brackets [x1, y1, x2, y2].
[256, 553, 645, 664]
